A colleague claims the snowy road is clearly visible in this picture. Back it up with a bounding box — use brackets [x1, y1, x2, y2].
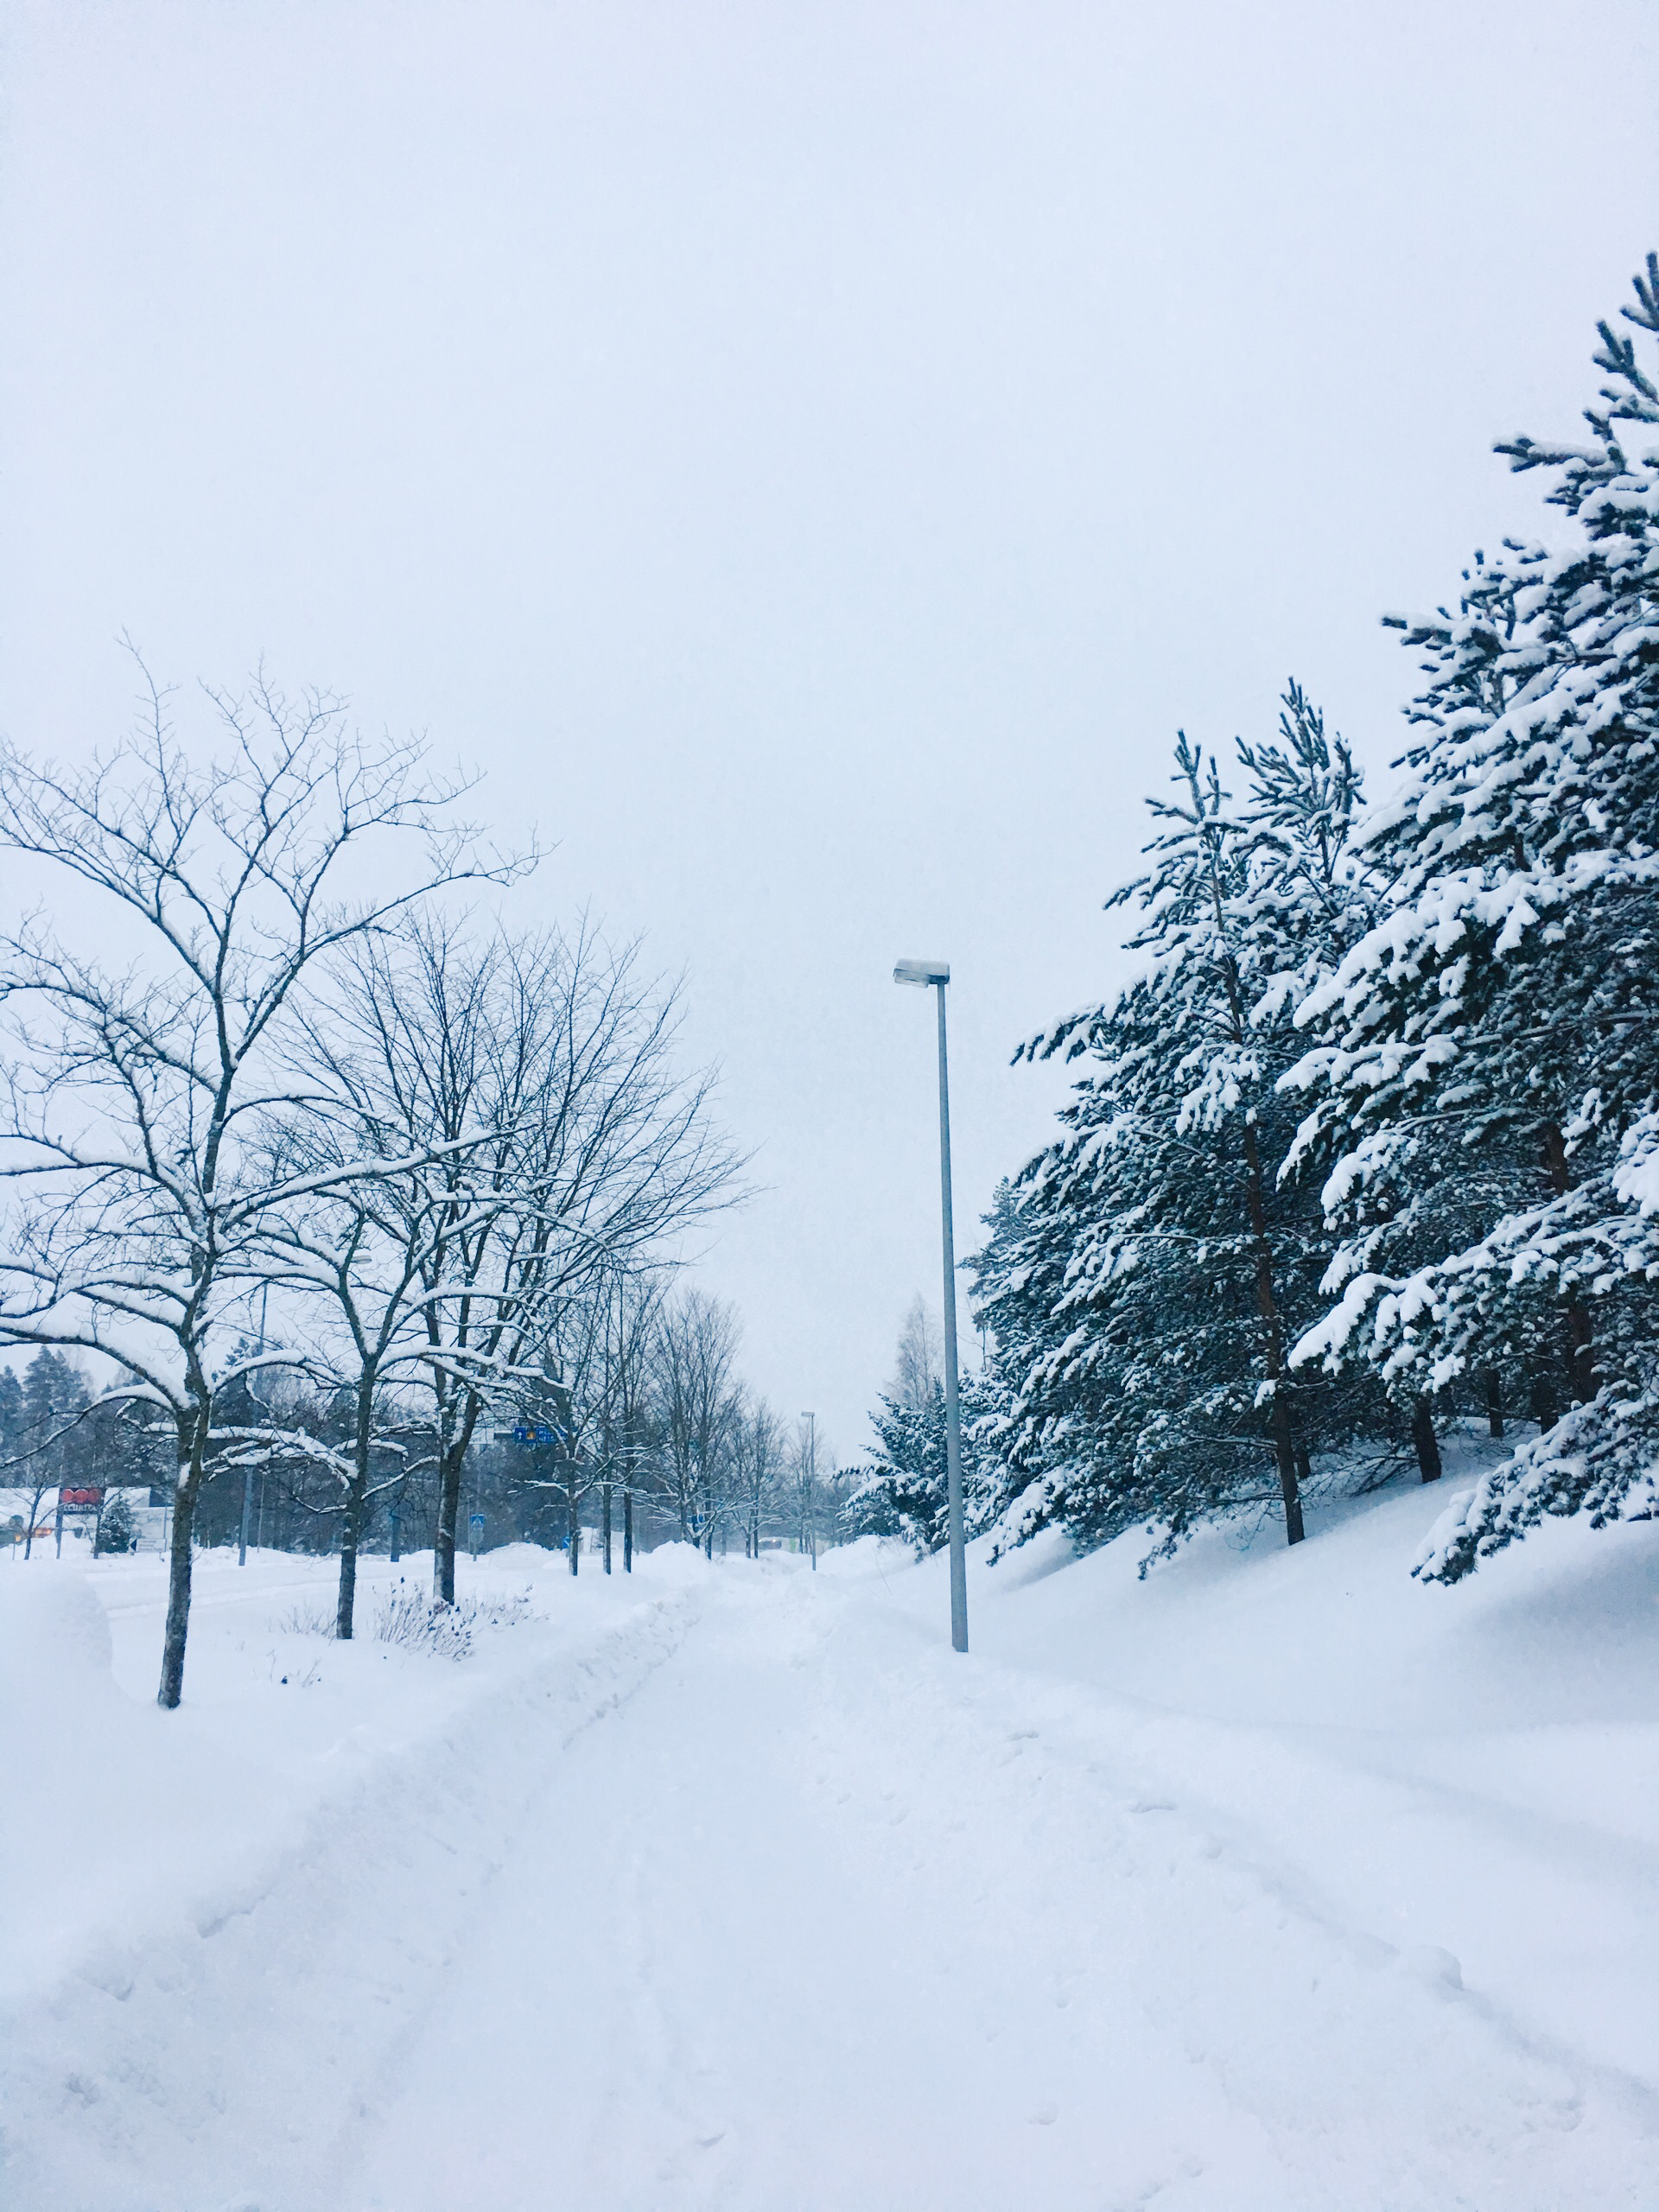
[6, 1523, 1658, 2209]
[345, 1554, 1653, 2211]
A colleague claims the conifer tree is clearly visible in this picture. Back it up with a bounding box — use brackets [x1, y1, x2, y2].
[96, 1488, 137, 1555]
[1286, 256, 1659, 1577]
[842, 1375, 996, 1556]
[976, 689, 1390, 1562]
[0, 1364, 22, 1460]
[14, 1349, 88, 1559]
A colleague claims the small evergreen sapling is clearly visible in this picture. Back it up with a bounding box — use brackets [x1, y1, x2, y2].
[842, 1376, 996, 1557]
[96, 1491, 137, 1555]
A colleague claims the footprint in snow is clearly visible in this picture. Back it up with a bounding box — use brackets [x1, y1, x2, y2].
[1398, 1944, 1463, 1992]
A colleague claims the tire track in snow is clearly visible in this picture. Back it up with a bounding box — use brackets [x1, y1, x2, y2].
[2, 1588, 700, 2212]
[779, 1566, 1658, 2209]
[340, 1556, 1659, 2209]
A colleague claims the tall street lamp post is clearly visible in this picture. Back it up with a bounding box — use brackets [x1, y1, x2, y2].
[893, 957, 968, 1654]
[800, 1409, 817, 1568]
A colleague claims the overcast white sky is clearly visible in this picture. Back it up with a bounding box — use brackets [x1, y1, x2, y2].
[3, 2, 1656, 1453]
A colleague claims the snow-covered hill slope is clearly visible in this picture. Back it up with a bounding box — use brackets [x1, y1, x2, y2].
[954, 1483, 1659, 2093]
[2, 1489, 1656, 2209]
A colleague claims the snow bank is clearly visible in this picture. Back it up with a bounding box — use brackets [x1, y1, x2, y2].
[631, 1536, 714, 1586]
[0, 1545, 698, 2211]
[920, 1482, 1659, 2088]
[3, 1490, 1656, 2210]
[815, 1532, 911, 1580]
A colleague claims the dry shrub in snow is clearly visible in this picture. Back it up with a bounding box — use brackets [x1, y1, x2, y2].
[274, 1599, 338, 1639]
[371, 1586, 534, 1661]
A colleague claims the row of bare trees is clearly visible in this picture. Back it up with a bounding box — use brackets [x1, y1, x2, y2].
[0, 663, 741, 1705]
[185, 1283, 836, 1576]
[645, 1287, 833, 1560]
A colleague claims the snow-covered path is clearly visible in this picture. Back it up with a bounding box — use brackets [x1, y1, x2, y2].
[343, 1554, 1651, 2211]
[6, 1515, 1658, 2209]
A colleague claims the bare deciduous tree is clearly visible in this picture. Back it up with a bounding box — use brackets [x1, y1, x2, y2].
[649, 1287, 742, 1550]
[0, 663, 517, 1705]
[321, 916, 741, 1602]
[607, 1268, 665, 1573]
[889, 1294, 943, 1413]
[730, 1394, 785, 1558]
[249, 1113, 470, 1639]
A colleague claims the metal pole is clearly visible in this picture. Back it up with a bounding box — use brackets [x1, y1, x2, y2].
[803, 1411, 817, 1569]
[934, 980, 969, 1654]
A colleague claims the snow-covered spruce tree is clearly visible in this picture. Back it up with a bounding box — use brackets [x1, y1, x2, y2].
[10, 1349, 87, 1560]
[842, 1374, 997, 1556]
[963, 1176, 1085, 1549]
[975, 690, 1394, 1563]
[96, 1488, 136, 1555]
[1285, 256, 1659, 1580]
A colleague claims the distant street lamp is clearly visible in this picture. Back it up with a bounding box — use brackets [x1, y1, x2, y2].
[800, 1410, 817, 1569]
[893, 957, 968, 1654]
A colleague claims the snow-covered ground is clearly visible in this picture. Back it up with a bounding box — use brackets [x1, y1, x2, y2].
[3, 1487, 1656, 2209]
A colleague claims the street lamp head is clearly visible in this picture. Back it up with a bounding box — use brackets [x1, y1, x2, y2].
[893, 957, 950, 987]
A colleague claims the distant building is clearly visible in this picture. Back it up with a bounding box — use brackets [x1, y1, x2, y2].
[2, 1485, 168, 1555]
[54, 1485, 168, 1554]
[0, 1489, 55, 1546]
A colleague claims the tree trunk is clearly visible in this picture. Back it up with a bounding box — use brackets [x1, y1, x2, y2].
[1412, 1397, 1442, 1484]
[433, 1379, 486, 1604]
[1242, 1125, 1305, 1547]
[435, 1440, 463, 1605]
[602, 1480, 613, 1573]
[1269, 1393, 1306, 1546]
[336, 1379, 375, 1640]
[157, 1414, 207, 1708]
[623, 1485, 633, 1573]
[1542, 1122, 1596, 1403]
[568, 1468, 579, 1575]
[1483, 1370, 1504, 1440]
[1529, 1373, 1560, 1433]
